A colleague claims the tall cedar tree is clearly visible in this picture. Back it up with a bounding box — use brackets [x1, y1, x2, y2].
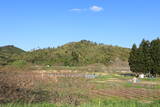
[150, 38, 160, 75]
[129, 44, 139, 73]
[138, 39, 151, 74]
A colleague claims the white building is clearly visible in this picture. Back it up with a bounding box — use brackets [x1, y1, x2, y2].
[139, 74, 145, 78]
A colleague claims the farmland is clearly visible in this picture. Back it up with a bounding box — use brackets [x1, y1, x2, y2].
[0, 65, 159, 107]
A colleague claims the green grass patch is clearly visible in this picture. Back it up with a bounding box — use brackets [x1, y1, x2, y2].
[123, 82, 160, 89]
[1, 99, 160, 107]
[140, 78, 160, 82]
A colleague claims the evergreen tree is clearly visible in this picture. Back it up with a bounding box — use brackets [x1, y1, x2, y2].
[150, 38, 160, 75]
[128, 44, 139, 73]
[138, 39, 151, 74]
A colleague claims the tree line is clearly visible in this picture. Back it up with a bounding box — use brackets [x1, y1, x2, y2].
[129, 38, 160, 76]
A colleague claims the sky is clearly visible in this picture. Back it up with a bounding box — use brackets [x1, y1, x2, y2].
[0, 0, 160, 51]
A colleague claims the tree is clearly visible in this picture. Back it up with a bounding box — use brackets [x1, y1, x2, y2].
[138, 39, 151, 74]
[150, 38, 160, 75]
[128, 44, 139, 73]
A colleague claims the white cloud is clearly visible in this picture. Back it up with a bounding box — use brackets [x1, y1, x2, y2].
[70, 8, 82, 12]
[89, 5, 103, 12]
[69, 5, 103, 12]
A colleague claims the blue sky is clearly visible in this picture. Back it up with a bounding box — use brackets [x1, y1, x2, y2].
[0, 0, 160, 51]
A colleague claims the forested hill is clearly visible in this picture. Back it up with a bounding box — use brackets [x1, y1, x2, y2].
[0, 45, 25, 54]
[0, 45, 25, 65]
[0, 40, 130, 66]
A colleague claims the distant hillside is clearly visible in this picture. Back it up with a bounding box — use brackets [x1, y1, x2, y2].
[0, 45, 25, 54]
[0, 45, 25, 65]
[16, 40, 130, 66]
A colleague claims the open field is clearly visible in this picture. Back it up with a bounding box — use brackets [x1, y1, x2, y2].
[0, 66, 160, 107]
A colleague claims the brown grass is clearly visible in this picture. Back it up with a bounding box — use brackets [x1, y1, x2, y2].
[0, 70, 92, 105]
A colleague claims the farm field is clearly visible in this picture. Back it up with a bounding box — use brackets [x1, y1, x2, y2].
[0, 66, 160, 107]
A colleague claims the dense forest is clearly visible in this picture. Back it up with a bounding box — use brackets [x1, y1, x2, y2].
[0, 40, 130, 67]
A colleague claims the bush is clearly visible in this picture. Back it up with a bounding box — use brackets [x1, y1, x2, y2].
[10, 60, 27, 68]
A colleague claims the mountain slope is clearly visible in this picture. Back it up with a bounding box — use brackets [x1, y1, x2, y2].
[18, 40, 130, 66]
[0, 45, 25, 65]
